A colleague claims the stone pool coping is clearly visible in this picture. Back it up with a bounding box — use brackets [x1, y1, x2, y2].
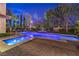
[0, 37, 33, 53]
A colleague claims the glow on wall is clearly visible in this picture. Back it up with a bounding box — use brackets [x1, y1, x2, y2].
[0, 3, 6, 33]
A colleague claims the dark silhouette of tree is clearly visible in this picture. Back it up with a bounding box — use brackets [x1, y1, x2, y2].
[45, 4, 79, 33]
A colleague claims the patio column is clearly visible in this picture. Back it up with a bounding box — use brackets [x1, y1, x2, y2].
[0, 3, 6, 33]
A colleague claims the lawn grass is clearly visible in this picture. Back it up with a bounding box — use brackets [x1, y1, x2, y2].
[0, 33, 13, 37]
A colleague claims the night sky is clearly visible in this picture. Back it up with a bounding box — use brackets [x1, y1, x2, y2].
[6, 3, 78, 27]
[6, 3, 58, 19]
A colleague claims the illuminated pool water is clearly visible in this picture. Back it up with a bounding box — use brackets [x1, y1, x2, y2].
[20, 31, 79, 41]
[3, 31, 79, 45]
[3, 35, 33, 45]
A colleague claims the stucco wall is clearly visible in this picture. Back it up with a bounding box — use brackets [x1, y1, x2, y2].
[0, 3, 6, 33]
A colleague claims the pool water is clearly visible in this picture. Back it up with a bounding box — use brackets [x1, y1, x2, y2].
[20, 31, 79, 41]
[3, 31, 79, 45]
[3, 35, 33, 45]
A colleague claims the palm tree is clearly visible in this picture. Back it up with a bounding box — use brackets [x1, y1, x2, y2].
[23, 15, 27, 30]
[6, 9, 13, 32]
[20, 14, 23, 29]
[6, 9, 19, 32]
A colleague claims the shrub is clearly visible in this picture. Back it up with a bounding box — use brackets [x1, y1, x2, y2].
[0, 33, 12, 37]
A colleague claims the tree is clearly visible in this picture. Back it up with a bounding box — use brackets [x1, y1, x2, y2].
[45, 4, 79, 32]
[6, 9, 13, 32]
[75, 20, 79, 34]
[6, 9, 18, 32]
[45, 9, 54, 31]
[23, 15, 27, 31]
[20, 14, 23, 29]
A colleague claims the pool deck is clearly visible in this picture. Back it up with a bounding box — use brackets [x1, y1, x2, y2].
[0, 39, 32, 52]
[0, 38, 79, 56]
[0, 32, 79, 55]
[0, 33, 32, 52]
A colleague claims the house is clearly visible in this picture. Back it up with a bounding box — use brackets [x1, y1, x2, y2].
[0, 3, 11, 33]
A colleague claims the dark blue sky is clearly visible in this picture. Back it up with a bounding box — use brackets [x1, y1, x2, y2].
[6, 3, 58, 19]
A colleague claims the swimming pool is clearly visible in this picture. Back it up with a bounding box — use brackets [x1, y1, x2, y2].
[20, 31, 79, 41]
[3, 31, 79, 45]
[3, 35, 33, 45]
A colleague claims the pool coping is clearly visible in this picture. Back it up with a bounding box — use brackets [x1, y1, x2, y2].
[0, 38, 33, 53]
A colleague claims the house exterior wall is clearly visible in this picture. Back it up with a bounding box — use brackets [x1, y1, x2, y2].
[0, 3, 6, 33]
